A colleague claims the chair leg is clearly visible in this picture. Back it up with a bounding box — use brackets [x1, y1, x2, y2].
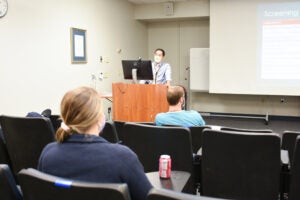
[280, 165, 290, 200]
[193, 154, 202, 194]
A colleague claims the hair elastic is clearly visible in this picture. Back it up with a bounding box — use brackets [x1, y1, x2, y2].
[61, 122, 70, 132]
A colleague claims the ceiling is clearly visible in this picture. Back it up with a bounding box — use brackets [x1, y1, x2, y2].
[128, 0, 194, 4]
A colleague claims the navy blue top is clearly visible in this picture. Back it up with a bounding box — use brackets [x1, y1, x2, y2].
[38, 134, 152, 200]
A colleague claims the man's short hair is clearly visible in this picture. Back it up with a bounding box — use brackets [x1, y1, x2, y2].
[166, 86, 184, 106]
[154, 48, 165, 57]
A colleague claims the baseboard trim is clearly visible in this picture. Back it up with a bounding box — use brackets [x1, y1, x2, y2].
[199, 112, 300, 121]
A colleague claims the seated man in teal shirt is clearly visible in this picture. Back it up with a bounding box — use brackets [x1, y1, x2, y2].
[155, 86, 205, 127]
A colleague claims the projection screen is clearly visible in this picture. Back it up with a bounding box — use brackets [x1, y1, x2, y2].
[210, 0, 300, 95]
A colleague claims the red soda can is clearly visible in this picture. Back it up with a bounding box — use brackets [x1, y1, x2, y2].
[159, 155, 171, 179]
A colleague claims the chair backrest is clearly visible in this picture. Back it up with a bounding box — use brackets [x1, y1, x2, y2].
[123, 123, 196, 193]
[289, 135, 300, 200]
[202, 129, 281, 200]
[113, 120, 126, 142]
[189, 126, 212, 153]
[138, 122, 156, 125]
[113, 121, 155, 142]
[220, 126, 273, 133]
[18, 168, 131, 200]
[49, 115, 62, 133]
[0, 164, 22, 200]
[147, 188, 220, 200]
[281, 131, 300, 165]
[0, 115, 55, 178]
[0, 129, 11, 166]
[100, 121, 119, 143]
[123, 123, 193, 173]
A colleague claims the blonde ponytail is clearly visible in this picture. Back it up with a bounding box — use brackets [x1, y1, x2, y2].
[56, 128, 71, 142]
[56, 86, 103, 143]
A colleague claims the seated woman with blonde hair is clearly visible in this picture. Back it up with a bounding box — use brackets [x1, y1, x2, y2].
[38, 86, 152, 200]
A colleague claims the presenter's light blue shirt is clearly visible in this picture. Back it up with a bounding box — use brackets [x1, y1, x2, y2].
[155, 110, 205, 127]
[153, 61, 171, 84]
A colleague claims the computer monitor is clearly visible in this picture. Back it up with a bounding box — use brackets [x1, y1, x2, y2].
[122, 60, 153, 82]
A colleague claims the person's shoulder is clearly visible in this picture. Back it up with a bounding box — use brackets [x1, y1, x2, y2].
[184, 110, 205, 125]
[155, 112, 167, 126]
[155, 112, 171, 121]
[42, 142, 59, 151]
[184, 110, 200, 114]
[39, 142, 60, 159]
[183, 110, 202, 117]
[112, 144, 143, 167]
[156, 112, 168, 117]
[109, 143, 131, 152]
[107, 142, 138, 158]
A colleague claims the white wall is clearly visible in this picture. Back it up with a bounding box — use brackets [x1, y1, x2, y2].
[134, 0, 209, 20]
[0, 0, 148, 116]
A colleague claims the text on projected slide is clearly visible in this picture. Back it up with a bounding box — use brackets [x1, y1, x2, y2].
[259, 2, 300, 81]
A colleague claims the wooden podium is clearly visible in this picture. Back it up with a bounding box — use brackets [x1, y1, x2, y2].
[112, 83, 169, 122]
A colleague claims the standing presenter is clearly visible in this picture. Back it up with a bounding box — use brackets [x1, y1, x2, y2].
[142, 48, 172, 86]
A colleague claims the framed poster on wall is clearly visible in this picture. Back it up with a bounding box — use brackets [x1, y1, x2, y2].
[70, 28, 87, 64]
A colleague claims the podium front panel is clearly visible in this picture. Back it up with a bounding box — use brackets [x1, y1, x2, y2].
[112, 83, 168, 122]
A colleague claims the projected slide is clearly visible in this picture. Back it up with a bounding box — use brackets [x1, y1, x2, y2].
[259, 2, 300, 82]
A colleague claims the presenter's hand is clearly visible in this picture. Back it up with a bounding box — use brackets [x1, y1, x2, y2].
[166, 81, 171, 87]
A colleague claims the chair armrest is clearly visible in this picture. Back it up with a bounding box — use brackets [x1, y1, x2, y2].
[196, 147, 202, 156]
[281, 150, 290, 166]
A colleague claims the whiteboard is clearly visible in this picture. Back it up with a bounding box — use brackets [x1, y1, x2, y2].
[190, 48, 209, 91]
